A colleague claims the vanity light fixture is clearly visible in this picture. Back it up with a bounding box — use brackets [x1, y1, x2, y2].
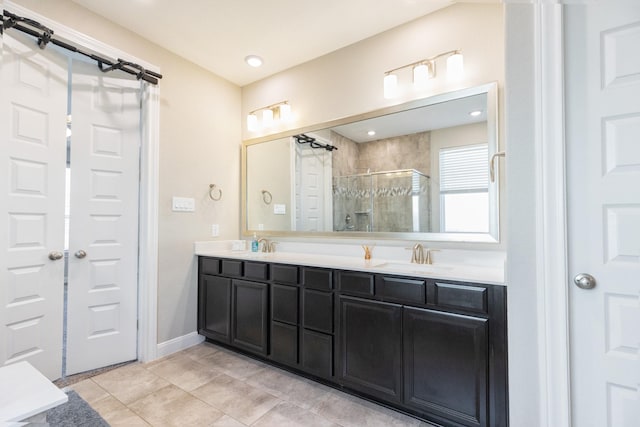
[246, 101, 292, 131]
[383, 50, 463, 99]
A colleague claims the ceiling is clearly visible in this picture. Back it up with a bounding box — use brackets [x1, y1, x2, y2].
[70, 0, 453, 86]
[331, 93, 487, 143]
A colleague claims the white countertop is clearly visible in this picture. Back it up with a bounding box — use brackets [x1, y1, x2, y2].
[0, 361, 68, 423]
[195, 244, 505, 286]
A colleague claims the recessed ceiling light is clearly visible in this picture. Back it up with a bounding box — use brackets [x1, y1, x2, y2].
[469, 110, 482, 117]
[367, 130, 376, 136]
[245, 55, 263, 68]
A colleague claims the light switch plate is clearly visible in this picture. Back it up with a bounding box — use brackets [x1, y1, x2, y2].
[172, 197, 195, 212]
[273, 204, 286, 215]
[211, 224, 220, 237]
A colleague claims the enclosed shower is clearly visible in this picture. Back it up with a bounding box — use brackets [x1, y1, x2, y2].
[333, 169, 431, 233]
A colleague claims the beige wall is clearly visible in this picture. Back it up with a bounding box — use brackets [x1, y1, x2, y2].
[246, 137, 292, 231]
[9, 0, 242, 344]
[242, 3, 504, 141]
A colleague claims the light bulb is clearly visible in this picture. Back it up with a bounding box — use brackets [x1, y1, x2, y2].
[383, 73, 398, 99]
[413, 63, 430, 88]
[247, 113, 258, 131]
[279, 103, 292, 122]
[262, 108, 274, 128]
[447, 52, 464, 80]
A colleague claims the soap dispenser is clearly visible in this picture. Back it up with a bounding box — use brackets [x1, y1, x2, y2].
[251, 233, 259, 252]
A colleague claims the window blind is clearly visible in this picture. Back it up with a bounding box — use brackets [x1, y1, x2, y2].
[439, 143, 488, 192]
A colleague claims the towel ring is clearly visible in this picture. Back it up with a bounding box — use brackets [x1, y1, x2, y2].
[209, 184, 222, 201]
[261, 190, 272, 205]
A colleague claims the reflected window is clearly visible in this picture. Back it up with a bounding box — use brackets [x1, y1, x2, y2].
[439, 143, 489, 233]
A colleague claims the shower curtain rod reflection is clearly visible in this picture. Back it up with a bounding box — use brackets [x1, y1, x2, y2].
[294, 134, 338, 151]
[2, 9, 163, 84]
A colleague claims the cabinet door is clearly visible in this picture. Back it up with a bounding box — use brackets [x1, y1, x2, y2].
[271, 321, 298, 366]
[338, 296, 402, 404]
[231, 279, 268, 355]
[301, 329, 333, 379]
[198, 275, 231, 343]
[404, 307, 489, 427]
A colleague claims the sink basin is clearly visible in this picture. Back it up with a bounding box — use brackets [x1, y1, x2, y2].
[378, 262, 454, 274]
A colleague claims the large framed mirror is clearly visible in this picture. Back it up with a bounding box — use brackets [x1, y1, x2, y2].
[242, 82, 500, 243]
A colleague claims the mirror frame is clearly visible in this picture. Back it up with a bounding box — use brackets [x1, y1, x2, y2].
[241, 82, 500, 243]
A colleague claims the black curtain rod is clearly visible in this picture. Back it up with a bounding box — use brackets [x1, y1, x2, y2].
[2, 9, 162, 85]
[294, 134, 338, 152]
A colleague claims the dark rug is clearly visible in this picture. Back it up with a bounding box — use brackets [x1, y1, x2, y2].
[46, 390, 109, 426]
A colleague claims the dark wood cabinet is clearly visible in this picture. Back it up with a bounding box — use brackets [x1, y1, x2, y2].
[231, 279, 268, 355]
[271, 321, 298, 365]
[299, 267, 334, 379]
[404, 307, 489, 427]
[301, 329, 333, 378]
[197, 256, 507, 427]
[302, 289, 333, 334]
[338, 296, 403, 404]
[271, 284, 298, 325]
[270, 282, 299, 366]
[198, 274, 231, 343]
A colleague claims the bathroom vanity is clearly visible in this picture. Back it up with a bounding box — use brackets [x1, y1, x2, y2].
[197, 252, 507, 427]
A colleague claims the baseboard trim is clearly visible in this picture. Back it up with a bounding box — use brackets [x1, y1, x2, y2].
[156, 331, 204, 359]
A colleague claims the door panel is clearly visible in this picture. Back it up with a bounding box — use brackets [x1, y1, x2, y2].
[65, 60, 141, 375]
[231, 279, 268, 355]
[0, 32, 68, 380]
[338, 296, 402, 403]
[565, 4, 640, 426]
[294, 141, 332, 231]
[404, 307, 488, 427]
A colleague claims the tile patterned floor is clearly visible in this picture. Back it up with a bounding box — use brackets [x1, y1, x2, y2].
[69, 341, 435, 426]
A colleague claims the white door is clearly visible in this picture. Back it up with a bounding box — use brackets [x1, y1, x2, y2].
[294, 141, 332, 231]
[65, 60, 141, 375]
[566, 3, 640, 426]
[0, 32, 68, 379]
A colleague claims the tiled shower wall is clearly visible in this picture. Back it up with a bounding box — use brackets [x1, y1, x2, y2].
[331, 131, 431, 177]
[331, 131, 431, 232]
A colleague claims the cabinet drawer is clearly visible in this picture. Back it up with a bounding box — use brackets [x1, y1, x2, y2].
[272, 284, 298, 325]
[302, 267, 333, 291]
[271, 321, 298, 366]
[338, 271, 374, 297]
[301, 329, 333, 379]
[272, 264, 299, 285]
[221, 259, 243, 277]
[434, 282, 488, 314]
[376, 276, 426, 305]
[200, 257, 220, 275]
[245, 261, 269, 280]
[303, 289, 333, 334]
